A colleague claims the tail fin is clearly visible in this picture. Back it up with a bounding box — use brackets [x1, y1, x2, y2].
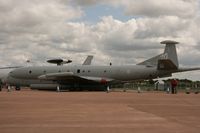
[82, 55, 93, 65]
[158, 40, 179, 70]
[137, 40, 179, 70]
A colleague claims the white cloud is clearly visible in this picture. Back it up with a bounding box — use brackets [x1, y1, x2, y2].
[121, 0, 198, 18]
[72, 0, 199, 18]
[0, 0, 83, 65]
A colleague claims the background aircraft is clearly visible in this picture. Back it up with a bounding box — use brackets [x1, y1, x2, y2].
[5, 40, 200, 91]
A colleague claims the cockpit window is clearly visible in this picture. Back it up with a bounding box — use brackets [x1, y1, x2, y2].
[77, 69, 80, 73]
[29, 70, 32, 74]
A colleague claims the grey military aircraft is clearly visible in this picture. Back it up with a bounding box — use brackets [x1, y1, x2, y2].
[5, 40, 200, 91]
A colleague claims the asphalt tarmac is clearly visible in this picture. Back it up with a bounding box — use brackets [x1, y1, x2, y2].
[0, 89, 200, 133]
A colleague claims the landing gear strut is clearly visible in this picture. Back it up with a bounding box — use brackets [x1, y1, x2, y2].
[106, 86, 110, 93]
[15, 86, 21, 91]
[7, 85, 11, 92]
[57, 85, 60, 92]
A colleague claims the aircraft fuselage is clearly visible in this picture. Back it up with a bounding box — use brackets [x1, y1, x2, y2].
[7, 65, 172, 87]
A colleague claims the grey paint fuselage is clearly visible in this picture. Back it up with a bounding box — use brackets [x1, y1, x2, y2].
[7, 65, 171, 86]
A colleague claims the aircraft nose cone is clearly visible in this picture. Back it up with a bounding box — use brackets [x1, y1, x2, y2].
[8, 67, 28, 79]
[8, 69, 18, 78]
[8, 71, 14, 77]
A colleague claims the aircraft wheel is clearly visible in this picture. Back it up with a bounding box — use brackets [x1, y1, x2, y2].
[16, 86, 21, 91]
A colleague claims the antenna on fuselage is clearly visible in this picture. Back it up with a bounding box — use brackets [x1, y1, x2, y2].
[47, 59, 72, 66]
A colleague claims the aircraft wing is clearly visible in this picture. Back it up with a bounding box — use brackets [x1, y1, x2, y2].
[38, 72, 74, 80]
[38, 72, 114, 83]
[0, 66, 22, 69]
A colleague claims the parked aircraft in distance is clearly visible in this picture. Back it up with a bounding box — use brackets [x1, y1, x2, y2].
[5, 40, 200, 91]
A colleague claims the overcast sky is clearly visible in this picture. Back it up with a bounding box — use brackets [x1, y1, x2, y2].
[0, 0, 200, 80]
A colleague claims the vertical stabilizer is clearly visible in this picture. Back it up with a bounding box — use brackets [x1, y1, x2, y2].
[83, 55, 93, 65]
[137, 40, 179, 70]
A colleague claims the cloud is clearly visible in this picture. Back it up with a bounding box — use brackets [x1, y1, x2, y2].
[134, 16, 190, 39]
[0, 0, 83, 36]
[70, 0, 99, 6]
[0, 0, 84, 65]
[72, 0, 199, 18]
[121, 0, 198, 18]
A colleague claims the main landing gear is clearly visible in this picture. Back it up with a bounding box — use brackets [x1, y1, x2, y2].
[57, 85, 60, 92]
[15, 86, 21, 91]
[106, 86, 110, 93]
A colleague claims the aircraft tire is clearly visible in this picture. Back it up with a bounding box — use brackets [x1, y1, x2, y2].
[15, 86, 21, 91]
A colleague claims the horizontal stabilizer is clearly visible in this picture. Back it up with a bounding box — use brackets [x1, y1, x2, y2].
[157, 59, 178, 70]
[137, 54, 163, 67]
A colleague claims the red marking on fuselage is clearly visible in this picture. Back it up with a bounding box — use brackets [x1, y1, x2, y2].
[100, 79, 107, 84]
